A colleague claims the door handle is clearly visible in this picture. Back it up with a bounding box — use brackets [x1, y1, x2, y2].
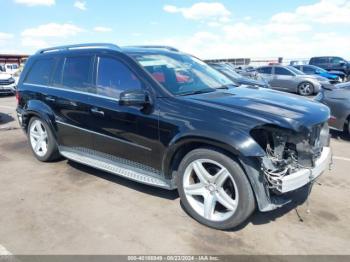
[90, 107, 105, 116]
[45, 96, 56, 102]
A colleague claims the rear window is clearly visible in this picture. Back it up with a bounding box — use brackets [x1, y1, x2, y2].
[62, 56, 93, 92]
[25, 58, 55, 85]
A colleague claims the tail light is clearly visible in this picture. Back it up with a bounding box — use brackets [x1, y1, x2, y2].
[15, 91, 20, 104]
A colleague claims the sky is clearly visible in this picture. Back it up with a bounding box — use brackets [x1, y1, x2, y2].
[0, 0, 349, 59]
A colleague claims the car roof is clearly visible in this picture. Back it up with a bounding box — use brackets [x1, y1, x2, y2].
[121, 46, 181, 55]
[34, 43, 182, 57]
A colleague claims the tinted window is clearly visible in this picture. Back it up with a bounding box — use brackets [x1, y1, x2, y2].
[303, 66, 316, 74]
[274, 67, 293, 76]
[25, 58, 55, 85]
[51, 58, 64, 87]
[62, 56, 93, 92]
[294, 65, 302, 70]
[312, 57, 328, 64]
[96, 57, 142, 98]
[331, 57, 345, 64]
[257, 67, 272, 74]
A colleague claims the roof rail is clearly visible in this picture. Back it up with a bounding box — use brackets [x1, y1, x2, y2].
[36, 43, 121, 54]
[125, 45, 179, 52]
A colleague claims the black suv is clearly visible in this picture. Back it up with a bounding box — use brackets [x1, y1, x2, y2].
[16, 43, 332, 230]
[309, 56, 350, 80]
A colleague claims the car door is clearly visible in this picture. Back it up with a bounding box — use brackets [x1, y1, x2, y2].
[48, 54, 96, 150]
[330, 57, 346, 72]
[271, 67, 295, 92]
[86, 54, 162, 170]
[324, 86, 350, 128]
[257, 66, 273, 85]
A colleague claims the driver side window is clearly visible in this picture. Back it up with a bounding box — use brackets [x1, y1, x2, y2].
[96, 56, 142, 98]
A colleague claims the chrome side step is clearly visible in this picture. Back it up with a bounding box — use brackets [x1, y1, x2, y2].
[59, 146, 176, 190]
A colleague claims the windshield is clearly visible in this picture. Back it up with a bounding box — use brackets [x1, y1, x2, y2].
[131, 53, 234, 95]
[310, 66, 326, 73]
[287, 66, 305, 75]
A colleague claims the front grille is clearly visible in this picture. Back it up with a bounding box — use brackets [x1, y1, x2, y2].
[0, 79, 13, 86]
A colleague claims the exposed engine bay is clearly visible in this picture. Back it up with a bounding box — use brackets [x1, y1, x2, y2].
[251, 123, 330, 193]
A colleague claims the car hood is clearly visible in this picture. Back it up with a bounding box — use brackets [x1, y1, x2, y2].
[319, 72, 338, 79]
[328, 70, 346, 76]
[183, 86, 330, 131]
[0, 73, 12, 80]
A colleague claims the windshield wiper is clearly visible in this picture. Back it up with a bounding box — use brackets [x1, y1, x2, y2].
[216, 84, 236, 89]
[177, 89, 215, 96]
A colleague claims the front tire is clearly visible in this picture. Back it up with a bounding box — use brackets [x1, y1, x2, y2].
[27, 117, 60, 162]
[298, 82, 314, 96]
[177, 148, 255, 230]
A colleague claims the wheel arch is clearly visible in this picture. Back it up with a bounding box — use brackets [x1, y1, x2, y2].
[162, 133, 265, 180]
[163, 136, 274, 213]
[22, 100, 56, 135]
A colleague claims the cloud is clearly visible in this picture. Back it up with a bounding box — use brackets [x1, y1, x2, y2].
[20, 23, 84, 51]
[74, 0, 87, 11]
[163, 2, 231, 22]
[159, 1, 350, 59]
[0, 32, 14, 42]
[21, 23, 84, 38]
[93, 26, 112, 32]
[272, 0, 350, 24]
[14, 0, 55, 6]
[21, 37, 48, 49]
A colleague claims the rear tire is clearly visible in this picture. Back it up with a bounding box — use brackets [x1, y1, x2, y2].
[177, 148, 256, 230]
[27, 117, 60, 162]
[298, 82, 314, 96]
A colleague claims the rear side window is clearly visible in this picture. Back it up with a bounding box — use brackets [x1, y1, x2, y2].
[25, 58, 55, 85]
[274, 67, 293, 76]
[62, 56, 93, 92]
[257, 67, 272, 74]
[96, 56, 142, 98]
[311, 57, 328, 64]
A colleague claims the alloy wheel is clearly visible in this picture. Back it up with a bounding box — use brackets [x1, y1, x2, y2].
[299, 83, 313, 96]
[183, 159, 239, 222]
[29, 120, 48, 157]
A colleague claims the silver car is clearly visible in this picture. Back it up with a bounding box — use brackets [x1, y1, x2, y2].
[315, 82, 350, 135]
[257, 65, 331, 96]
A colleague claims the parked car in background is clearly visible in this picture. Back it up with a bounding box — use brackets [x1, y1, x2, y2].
[16, 43, 332, 230]
[309, 56, 350, 81]
[315, 82, 350, 135]
[0, 72, 16, 95]
[257, 65, 331, 96]
[234, 66, 259, 79]
[293, 65, 343, 84]
[209, 63, 270, 88]
[3, 64, 20, 75]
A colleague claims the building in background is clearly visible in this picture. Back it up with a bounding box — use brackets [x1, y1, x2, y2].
[0, 54, 29, 66]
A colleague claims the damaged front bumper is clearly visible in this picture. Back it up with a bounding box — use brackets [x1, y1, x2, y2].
[277, 147, 332, 193]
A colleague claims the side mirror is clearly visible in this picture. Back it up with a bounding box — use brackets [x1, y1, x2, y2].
[339, 61, 346, 66]
[119, 90, 149, 106]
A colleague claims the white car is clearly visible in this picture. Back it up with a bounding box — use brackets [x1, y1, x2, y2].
[4, 64, 20, 75]
[0, 73, 16, 95]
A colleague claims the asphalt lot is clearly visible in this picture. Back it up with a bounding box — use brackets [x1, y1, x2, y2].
[0, 95, 350, 255]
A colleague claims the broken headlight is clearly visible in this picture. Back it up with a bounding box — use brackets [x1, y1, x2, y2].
[251, 123, 330, 191]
